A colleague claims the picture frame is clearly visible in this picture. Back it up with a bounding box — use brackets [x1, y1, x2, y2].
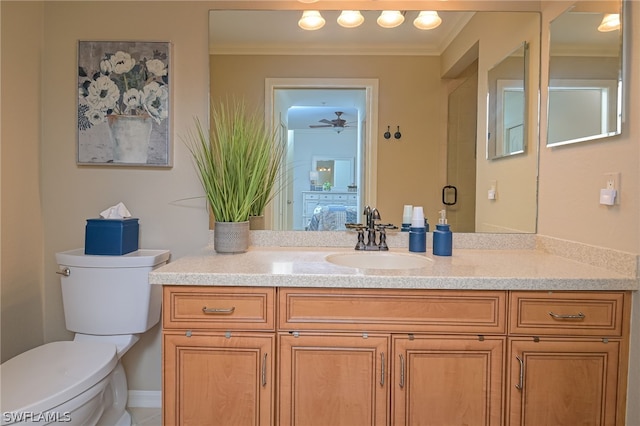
[77, 41, 172, 167]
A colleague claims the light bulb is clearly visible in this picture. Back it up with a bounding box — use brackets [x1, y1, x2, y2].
[377, 11, 404, 29]
[337, 10, 364, 28]
[597, 13, 620, 32]
[414, 11, 442, 30]
[298, 10, 326, 31]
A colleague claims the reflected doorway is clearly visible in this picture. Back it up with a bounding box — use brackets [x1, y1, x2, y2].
[266, 78, 379, 231]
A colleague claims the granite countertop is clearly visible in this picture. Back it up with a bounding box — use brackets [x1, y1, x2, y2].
[149, 245, 639, 291]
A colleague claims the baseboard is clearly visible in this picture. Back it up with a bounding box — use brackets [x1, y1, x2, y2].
[128, 390, 162, 408]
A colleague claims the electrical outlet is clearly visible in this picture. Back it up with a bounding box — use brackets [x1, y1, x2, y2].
[603, 172, 621, 204]
[604, 172, 620, 189]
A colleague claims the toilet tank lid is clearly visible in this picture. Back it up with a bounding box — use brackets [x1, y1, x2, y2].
[56, 249, 170, 268]
[0, 341, 117, 415]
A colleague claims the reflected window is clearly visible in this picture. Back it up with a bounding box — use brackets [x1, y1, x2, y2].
[487, 42, 528, 159]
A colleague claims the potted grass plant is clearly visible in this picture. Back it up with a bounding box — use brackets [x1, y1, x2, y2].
[186, 98, 283, 253]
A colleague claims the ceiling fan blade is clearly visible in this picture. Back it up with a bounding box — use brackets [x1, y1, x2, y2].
[309, 124, 333, 128]
[318, 119, 333, 124]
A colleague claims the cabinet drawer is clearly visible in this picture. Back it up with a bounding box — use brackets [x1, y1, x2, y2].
[304, 193, 320, 201]
[163, 286, 275, 331]
[509, 291, 628, 337]
[279, 288, 506, 334]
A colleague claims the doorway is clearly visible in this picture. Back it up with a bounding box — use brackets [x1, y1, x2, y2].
[265, 78, 379, 231]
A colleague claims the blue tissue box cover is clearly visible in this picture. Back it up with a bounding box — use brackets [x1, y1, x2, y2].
[85, 218, 139, 255]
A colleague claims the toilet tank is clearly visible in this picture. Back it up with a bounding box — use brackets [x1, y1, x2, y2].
[55, 249, 170, 335]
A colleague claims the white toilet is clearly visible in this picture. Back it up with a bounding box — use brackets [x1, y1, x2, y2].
[0, 248, 170, 426]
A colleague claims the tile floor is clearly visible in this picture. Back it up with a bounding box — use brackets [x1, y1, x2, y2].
[129, 407, 162, 426]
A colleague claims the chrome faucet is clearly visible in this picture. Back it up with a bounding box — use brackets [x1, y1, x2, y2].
[356, 206, 387, 251]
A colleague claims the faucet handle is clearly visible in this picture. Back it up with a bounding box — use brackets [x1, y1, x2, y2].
[355, 228, 366, 250]
[378, 227, 389, 251]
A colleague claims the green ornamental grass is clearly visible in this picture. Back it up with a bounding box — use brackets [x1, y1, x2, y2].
[186, 99, 283, 223]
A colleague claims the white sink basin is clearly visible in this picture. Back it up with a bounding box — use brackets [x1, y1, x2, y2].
[325, 252, 431, 270]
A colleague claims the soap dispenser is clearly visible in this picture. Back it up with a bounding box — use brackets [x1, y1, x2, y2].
[433, 209, 452, 256]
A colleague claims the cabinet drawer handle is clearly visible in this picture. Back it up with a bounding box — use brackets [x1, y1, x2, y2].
[515, 355, 524, 390]
[548, 311, 585, 320]
[202, 306, 236, 314]
[399, 354, 405, 389]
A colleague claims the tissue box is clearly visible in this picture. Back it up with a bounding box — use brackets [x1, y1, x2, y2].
[85, 218, 139, 255]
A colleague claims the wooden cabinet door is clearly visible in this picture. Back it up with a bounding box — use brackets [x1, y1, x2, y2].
[278, 332, 389, 426]
[507, 338, 621, 426]
[392, 335, 505, 426]
[163, 332, 275, 426]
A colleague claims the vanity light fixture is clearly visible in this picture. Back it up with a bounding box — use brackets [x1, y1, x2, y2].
[298, 0, 319, 3]
[337, 10, 364, 28]
[413, 11, 442, 30]
[377, 10, 405, 28]
[298, 10, 326, 31]
[597, 13, 620, 32]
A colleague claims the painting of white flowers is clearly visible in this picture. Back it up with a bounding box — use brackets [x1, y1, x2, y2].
[78, 41, 171, 166]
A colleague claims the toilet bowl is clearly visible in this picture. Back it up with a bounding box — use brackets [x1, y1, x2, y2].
[0, 341, 118, 426]
[0, 249, 170, 426]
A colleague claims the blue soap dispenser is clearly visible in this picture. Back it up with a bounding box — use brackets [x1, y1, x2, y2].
[433, 209, 452, 256]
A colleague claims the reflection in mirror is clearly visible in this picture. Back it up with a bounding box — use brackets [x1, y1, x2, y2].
[487, 42, 528, 159]
[547, 0, 623, 146]
[209, 9, 540, 233]
[303, 156, 358, 231]
[313, 157, 355, 191]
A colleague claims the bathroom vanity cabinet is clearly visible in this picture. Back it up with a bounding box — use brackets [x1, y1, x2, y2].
[506, 291, 629, 425]
[161, 286, 630, 426]
[162, 287, 276, 426]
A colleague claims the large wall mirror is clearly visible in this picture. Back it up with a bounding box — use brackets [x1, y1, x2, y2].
[209, 7, 541, 233]
[547, 0, 624, 147]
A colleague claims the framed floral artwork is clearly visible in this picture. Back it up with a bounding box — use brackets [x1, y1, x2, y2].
[77, 41, 171, 166]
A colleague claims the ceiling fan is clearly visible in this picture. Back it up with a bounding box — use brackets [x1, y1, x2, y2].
[309, 111, 351, 133]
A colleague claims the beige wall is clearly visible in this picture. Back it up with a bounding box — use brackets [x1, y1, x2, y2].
[442, 12, 540, 233]
[539, 1, 640, 254]
[2, 1, 213, 390]
[1, 0, 638, 405]
[1, 1, 46, 362]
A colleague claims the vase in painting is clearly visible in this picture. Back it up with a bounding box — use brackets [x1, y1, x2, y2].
[107, 114, 152, 163]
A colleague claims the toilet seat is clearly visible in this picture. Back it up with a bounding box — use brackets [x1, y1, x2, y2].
[0, 341, 117, 416]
